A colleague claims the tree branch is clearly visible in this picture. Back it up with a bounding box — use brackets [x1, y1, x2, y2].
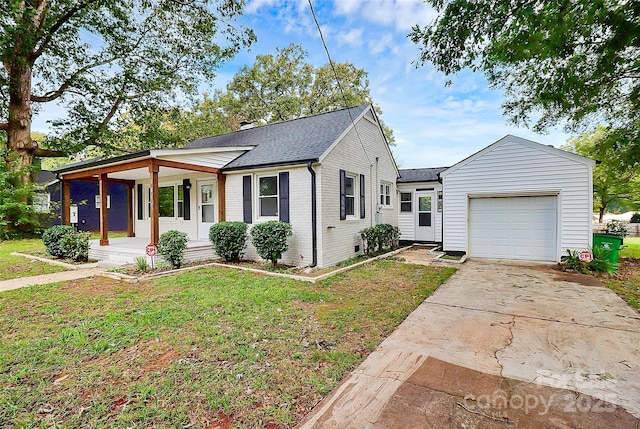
[34, 148, 65, 157]
[31, 0, 101, 61]
[31, 56, 117, 103]
[0, 122, 7, 130]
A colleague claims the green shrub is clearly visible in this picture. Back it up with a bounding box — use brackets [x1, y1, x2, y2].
[561, 246, 615, 274]
[377, 223, 400, 249]
[631, 212, 640, 223]
[360, 224, 401, 255]
[135, 256, 149, 271]
[359, 226, 380, 255]
[42, 225, 76, 258]
[158, 230, 189, 268]
[604, 219, 628, 237]
[60, 231, 91, 262]
[209, 221, 248, 261]
[250, 221, 292, 267]
[589, 245, 615, 273]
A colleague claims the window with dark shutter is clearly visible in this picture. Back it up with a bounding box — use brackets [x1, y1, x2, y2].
[137, 184, 143, 220]
[182, 179, 191, 220]
[360, 174, 365, 219]
[243, 175, 252, 223]
[279, 172, 290, 223]
[339, 169, 346, 220]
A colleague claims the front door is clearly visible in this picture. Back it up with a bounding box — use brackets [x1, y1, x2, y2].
[198, 180, 216, 240]
[415, 192, 435, 241]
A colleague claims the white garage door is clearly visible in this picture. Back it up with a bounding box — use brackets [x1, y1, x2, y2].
[469, 196, 557, 261]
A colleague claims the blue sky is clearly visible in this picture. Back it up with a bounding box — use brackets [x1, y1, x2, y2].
[32, 0, 572, 168]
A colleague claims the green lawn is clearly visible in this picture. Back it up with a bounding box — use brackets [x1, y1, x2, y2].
[621, 236, 640, 258]
[0, 239, 66, 281]
[605, 236, 640, 310]
[0, 260, 456, 428]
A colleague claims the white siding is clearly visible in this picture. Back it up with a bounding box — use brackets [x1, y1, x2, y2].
[225, 166, 313, 267]
[397, 182, 443, 242]
[318, 110, 398, 268]
[158, 150, 246, 169]
[441, 137, 594, 261]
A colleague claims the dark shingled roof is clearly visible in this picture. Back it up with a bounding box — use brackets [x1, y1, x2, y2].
[34, 170, 57, 184]
[186, 105, 371, 170]
[398, 167, 448, 183]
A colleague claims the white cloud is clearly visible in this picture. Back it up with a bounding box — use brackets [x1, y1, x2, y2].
[333, 0, 361, 16]
[359, 0, 436, 32]
[368, 32, 394, 55]
[245, 0, 279, 14]
[337, 27, 364, 47]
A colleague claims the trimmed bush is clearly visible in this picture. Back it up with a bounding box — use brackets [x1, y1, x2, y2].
[209, 221, 248, 261]
[42, 225, 76, 258]
[158, 230, 189, 268]
[60, 231, 91, 262]
[604, 219, 628, 237]
[360, 223, 401, 255]
[631, 212, 640, 223]
[250, 221, 292, 267]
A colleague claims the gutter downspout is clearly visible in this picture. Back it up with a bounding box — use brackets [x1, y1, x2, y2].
[307, 162, 318, 267]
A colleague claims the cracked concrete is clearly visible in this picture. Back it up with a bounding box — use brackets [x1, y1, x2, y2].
[297, 260, 640, 428]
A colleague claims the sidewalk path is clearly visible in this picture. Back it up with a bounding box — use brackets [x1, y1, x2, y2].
[0, 268, 105, 292]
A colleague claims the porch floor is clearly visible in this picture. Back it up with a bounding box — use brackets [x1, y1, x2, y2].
[89, 237, 217, 266]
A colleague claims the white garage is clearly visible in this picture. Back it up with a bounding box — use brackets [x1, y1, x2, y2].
[469, 195, 557, 261]
[440, 135, 595, 262]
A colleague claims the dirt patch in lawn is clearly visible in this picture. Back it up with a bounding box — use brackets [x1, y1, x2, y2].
[60, 275, 139, 295]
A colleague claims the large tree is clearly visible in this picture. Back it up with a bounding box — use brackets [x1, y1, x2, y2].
[220, 43, 395, 143]
[410, 1, 640, 165]
[563, 127, 640, 223]
[0, 0, 255, 181]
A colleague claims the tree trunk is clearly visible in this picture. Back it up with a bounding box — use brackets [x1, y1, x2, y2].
[599, 206, 605, 224]
[6, 59, 36, 184]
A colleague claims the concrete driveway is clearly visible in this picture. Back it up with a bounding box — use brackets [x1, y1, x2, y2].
[298, 260, 640, 428]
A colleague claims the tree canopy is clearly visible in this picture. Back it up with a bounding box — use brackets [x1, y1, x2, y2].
[563, 127, 640, 222]
[219, 43, 395, 143]
[0, 0, 255, 177]
[410, 1, 640, 166]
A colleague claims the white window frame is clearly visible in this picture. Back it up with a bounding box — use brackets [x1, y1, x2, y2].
[146, 183, 185, 220]
[400, 192, 412, 213]
[95, 195, 111, 209]
[345, 173, 357, 218]
[257, 174, 279, 219]
[33, 193, 51, 213]
[380, 181, 392, 207]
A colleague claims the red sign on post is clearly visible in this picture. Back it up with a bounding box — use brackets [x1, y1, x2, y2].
[579, 250, 593, 263]
[146, 244, 157, 257]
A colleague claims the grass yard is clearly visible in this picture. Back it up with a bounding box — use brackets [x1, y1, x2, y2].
[605, 237, 640, 310]
[0, 260, 456, 428]
[0, 239, 66, 281]
[621, 236, 640, 259]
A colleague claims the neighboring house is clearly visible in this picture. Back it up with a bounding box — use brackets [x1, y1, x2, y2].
[53, 104, 399, 268]
[396, 167, 447, 243]
[34, 171, 129, 231]
[440, 135, 595, 262]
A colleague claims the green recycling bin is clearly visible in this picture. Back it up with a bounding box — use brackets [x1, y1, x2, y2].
[592, 233, 624, 266]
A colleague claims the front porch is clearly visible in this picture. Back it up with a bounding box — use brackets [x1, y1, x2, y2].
[89, 237, 217, 266]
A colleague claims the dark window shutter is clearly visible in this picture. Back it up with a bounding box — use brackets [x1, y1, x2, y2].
[137, 184, 143, 220]
[339, 169, 346, 220]
[279, 172, 290, 223]
[182, 179, 191, 220]
[243, 175, 252, 224]
[360, 174, 366, 219]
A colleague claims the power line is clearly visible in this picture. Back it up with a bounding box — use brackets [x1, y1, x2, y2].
[307, 0, 373, 167]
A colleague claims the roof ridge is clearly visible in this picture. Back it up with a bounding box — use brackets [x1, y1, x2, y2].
[190, 104, 371, 143]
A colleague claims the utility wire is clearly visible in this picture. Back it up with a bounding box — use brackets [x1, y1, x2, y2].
[307, 0, 373, 167]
